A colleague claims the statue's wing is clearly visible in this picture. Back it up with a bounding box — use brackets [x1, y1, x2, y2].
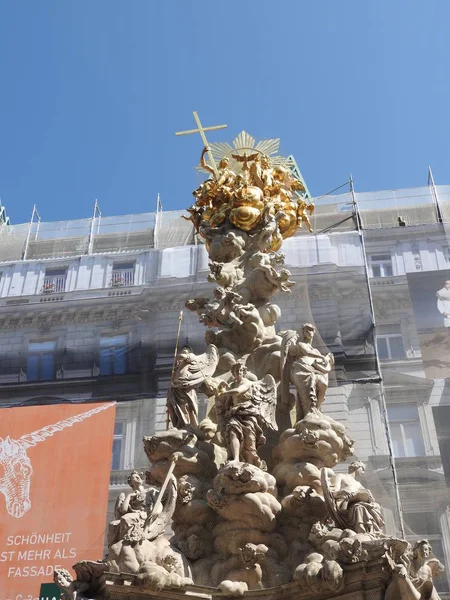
[320, 468, 349, 531]
[197, 344, 220, 377]
[175, 344, 219, 389]
[113, 492, 126, 520]
[427, 558, 445, 578]
[253, 374, 278, 431]
[145, 476, 177, 542]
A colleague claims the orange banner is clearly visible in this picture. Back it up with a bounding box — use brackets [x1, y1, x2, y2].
[0, 402, 116, 599]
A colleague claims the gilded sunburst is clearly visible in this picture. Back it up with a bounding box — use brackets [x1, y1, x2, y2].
[196, 130, 293, 175]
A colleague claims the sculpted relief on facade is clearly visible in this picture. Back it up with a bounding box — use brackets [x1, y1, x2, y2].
[56, 129, 444, 600]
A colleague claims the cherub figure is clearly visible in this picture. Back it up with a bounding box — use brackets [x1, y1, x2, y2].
[185, 296, 209, 316]
[193, 179, 215, 209]
[409, 541, 444, 600]
[251, 206, 287, 252]
[207, 261, 244, 288]
[297, 198, 314, 233]
[214, 362, 277, 468]
[266, 166, 294, 203]
[202, 287, 244, 328]
[261, 267, 294, 293]
[260, 155, 274, 194]
[182, 204, 204, 233]
[386, 540, 444, 600]
[249, 154, 264, 189]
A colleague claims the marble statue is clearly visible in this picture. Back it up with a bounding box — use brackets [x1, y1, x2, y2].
[214, 362, 277, 467]
[167, 344, 219, 428]
[62, 125, 442, 600]
[437, 279, 450, 328]
[108, 470, 159, 546]
[386, 540, 444, 600]
[321, 461, 385, 534]
[281, 323, 334, 419]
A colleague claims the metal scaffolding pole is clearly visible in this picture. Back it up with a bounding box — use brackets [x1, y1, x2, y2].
[87, 199, 101, 254]
[22, 204, 41, 260]
[350, 174, 406, 539]
[428, 166, 443, 223]
[154, 193, 162, 249]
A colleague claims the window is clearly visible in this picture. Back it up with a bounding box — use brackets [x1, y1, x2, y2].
[43, 267, 67, 293]
[111, 262, 135, 287]
[111, 421, 124, 470]
[27, 340, 56, 381]
[368, 253, 393, 277]
[387, 403, 425, 457]
[377, 325, 406, 360]
[99, 334, 127, 376]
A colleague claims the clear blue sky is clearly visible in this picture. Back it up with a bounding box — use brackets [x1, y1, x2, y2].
[0, 1, 449, 224]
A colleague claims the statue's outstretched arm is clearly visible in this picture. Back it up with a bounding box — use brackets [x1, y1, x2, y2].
[201, 146, 215, 177]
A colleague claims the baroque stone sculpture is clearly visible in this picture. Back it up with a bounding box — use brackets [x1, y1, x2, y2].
[62, 125, 444, 600]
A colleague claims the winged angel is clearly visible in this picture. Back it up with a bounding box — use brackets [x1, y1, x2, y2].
[167, 344, 219, 429]
[214, 362, 277, 468]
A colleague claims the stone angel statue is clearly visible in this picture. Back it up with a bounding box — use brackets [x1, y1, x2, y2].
[214, 362, 277, 468]
[280, 324, 334, 420]
[167, 344, 219, 429]
[386, 540, 444, 600]
[321, 462, 385, 535]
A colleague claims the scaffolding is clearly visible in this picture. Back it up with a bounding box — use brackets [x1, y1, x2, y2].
[0, 181, 449, 263]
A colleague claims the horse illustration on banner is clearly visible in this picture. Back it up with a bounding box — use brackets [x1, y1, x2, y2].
[0, 403, 114, 518]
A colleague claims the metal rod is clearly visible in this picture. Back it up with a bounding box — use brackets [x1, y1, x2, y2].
[87, 199, 99, 255]
[22, 204, 38, 260]
[165, 310, 184, 430]
[428, 166, 443, 224]
[350, 174, 406, 538]
[154, 194, 162, 249]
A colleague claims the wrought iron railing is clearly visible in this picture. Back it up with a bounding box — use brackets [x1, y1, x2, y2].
[110, 269, 134, 287]
[42, 275, 66, 294]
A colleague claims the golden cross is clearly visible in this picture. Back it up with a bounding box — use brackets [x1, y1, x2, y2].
[175, 111, 227, 178]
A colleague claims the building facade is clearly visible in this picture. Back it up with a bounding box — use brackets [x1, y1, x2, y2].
[1, 183, 450, 594]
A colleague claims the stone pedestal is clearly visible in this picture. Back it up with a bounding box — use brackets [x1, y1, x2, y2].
[104, 558, 389, 599]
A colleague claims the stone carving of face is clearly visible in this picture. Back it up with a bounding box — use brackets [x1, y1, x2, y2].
[128, 471, 143, 490]
[232, 363, 246, 382]
[214, 287, 226, 299]
[302, 324, 316, 343]
[419, 542, 431, 558]
[349, 461, 365, 477]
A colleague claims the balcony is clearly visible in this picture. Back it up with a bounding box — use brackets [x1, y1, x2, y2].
[110, 268, 134, 288]
[41, 274, 66, 294]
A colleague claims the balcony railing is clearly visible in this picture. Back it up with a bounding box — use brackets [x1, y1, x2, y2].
[110, 269, 134, 287]
[42, 275, 66, 294]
